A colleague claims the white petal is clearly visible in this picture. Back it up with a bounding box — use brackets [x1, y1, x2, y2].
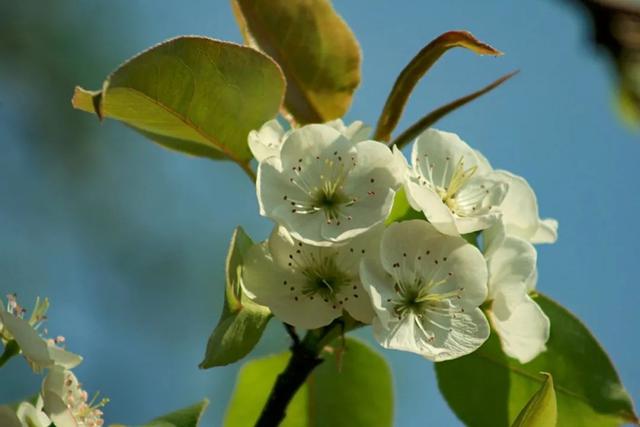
[248, 119, 286, 162]
[280, 124, 346, 170]
[41, 367, 79, 427]
[373, 313, 425, 354]
[531, 218, 559, 244]
[412, 128, 487, 189]
[381, 220, 488, 306]
[360, 256, 397, 327]
[242, 242, 340, 329]
[494, 170, 558, 244]
[485, 234, 537, 298]
[405, 179, 458, 236]
[344, 120, 372, 142]
[490, 288, 550, 363]
[352, 140, 404, 188]
[373, 309, 490, 361]
[422, 307, 490, 361]
[16, 401, 51, 427]
[341, 281, 376, 324]
[0, 308, 82, 372]
[324, 119, 348, 134]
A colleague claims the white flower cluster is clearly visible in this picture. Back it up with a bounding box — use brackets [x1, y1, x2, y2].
[0, 295, 107, 427]
[243, 120, 557, 363]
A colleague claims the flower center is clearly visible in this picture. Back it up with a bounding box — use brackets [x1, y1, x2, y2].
[285, 154, 359, 226]
[437, 157, 477, 209]
[386, 256, 465, 338]
[301, 255, 352, 301]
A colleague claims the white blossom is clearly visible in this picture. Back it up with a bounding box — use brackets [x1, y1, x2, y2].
[16, 399, 51, 427]
[249, 119, 372, 163]
[360, 220, 490, 361]
[324, 119, 372, 143]
[0, 295, 82, 372]
[483, 223, 550, 363]
[41, 367, 107, 427]
[404, 129, 508, 237]
[492, 170, 558, 244]
[257, 124, 404, 245]
[242, 226, 380, 329]
[248, 119, 288, 163]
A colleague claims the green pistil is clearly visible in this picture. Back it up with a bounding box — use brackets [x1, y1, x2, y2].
[301, 256, 351, 300]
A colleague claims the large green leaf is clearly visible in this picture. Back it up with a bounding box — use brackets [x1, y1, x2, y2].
[224, 337, 393, 427]
[435, 294, 638, 427]
[374, 31, 502, 142]
[512, 373, 557, 427]
[232, 0, 361, 124]
[200, 227, 271, 368]
[72, 36, 285, 165]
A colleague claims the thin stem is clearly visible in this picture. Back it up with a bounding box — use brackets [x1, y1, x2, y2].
[283, 323, 300, 347]
[254, 322, 342, 427]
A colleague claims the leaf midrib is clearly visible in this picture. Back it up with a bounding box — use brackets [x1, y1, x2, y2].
[104, 85, 249, 165]
[474, 348, 630, 422]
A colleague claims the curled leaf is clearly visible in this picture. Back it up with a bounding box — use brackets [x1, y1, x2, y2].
[391, 70, 518, 149]
[374, 31, 502, 142]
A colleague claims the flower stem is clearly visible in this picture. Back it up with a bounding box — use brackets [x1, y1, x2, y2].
[254, 322, 343, 427]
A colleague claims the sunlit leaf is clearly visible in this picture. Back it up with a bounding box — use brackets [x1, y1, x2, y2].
[435, 294, 638, 427]
[511, 373, 557, 427]
[72, 36, 286, 165]
[232, 0, 361, 124]
[111, 399, 209, 427]
[224, 338, 393, 427]
[200, 227, 271, 368]
[385, 188, 424, 224]
[374, 31, 502, 142]
[142, 400, 209, 427]
[391, 71, 518, 149]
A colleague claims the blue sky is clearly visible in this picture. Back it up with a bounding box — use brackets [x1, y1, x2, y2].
[0, 1, 638, 426]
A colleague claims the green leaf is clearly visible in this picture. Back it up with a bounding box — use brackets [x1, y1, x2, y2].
[111, 399, 209, 427]
[224, 337, 394, 427]
[72, 36, 286, 165]
[385, 188, 424, 225]
[144, 400, 209, 427]
[199, 227, 271, 368]
[232, 0, 361, 124]
[391, 71, 518, 149]
[435, 294, 639, 427]
[511, 373, 557, 427]
[374, 31, 502, 142]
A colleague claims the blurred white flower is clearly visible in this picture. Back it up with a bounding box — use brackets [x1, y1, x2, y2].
[483, 224, 550, 363]
[248, 119, 372, 162]
[242, 226, 380, 329]
[42, 367, 107, 427]
[492, 170, 558, 244]
[405, 129, 508, 236]
[360, 220, 490, 361]
[16, 398, 51, 427]
[0, 295, 82, 372]
[257, 123, 404, 245]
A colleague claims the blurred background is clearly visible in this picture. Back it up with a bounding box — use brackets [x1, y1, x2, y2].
[0, 1, 638, 425]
